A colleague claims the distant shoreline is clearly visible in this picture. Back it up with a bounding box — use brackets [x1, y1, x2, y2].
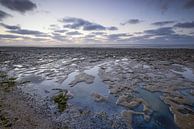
[0, 44, 194, 49]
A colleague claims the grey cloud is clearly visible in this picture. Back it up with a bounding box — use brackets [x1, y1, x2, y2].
[107, 26, 118, 30]
[0, 10, 11, 21]
[121, 19, 142, 25]
[1, 23, 48, 37]
[107, 33, 133, 41]
[144, 27, 175, 36]
[0, 34, 22, 39]
[0, 0, 37, 13]
[84, 34, 96, 38]
[0, 23, 20, 29]
[61, 17, 105, 30]
[66, 31, 82, 35]
[8, 29, 47, 37]
[83, 24, 106, 31]
[129, 26, 194, 44]
[91, 32, 106, 35]
[51, 33, 67, 41]
[152, 21, 175, 26]
[184, 0, 194, 9]
[160, 1, 169, 14]
[61, 17, 117, 31]
[54, 29, 68, 33]
[174, 21, 194, 28]
[126, 33, 194, 45]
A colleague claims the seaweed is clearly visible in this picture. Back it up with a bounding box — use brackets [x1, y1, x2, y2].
[54, 92, 68, 112]
[0, 72, 17, 92]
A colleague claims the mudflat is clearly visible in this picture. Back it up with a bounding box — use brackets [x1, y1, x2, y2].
[0, 47, 194, 129]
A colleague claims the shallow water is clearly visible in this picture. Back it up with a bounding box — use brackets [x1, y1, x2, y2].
[133, 88, 178, 129]
[18, 63, 124, 115]
[171, 66, 194, 82]
[62, 64, 124, 115]
[178, 88, 194, 109]
[2, 52, 193, 128]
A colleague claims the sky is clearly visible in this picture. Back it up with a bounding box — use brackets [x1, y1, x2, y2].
[0, 0, 194, 47]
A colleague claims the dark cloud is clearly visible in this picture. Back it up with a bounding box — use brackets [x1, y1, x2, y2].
[91, 32, 106, 35]
[152, 21, 175, 26]
[8, 29, 47, 37]
[121, 19, 142, 25]
[0, 10, 11, 21]
[126, 33, 194, 45]
[144, 27, 175, 36]
[0, 0, 37, 13]
[184, 0, 194, 9]
[61, 17, 105, 30]
[160, 1, 169, 14]
[54, 29, 68, 33]
[66, 31, 82, 35]
[60, 17, 117, 31]
[83, 24, 106, 31]
[84, 34, 96, 38]
[51, 33, 67, 41]
[107, 33, 133, 41]
[1, 23, 48, 37]
[0, 34, 21, 39]
[0, 23, 20, 29]
[107, 26, 118, 31]
[174, 21, 194, 28]
[128, 26, 194, 44]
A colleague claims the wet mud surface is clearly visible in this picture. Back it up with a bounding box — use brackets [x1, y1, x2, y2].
[0, 47, 194, 129]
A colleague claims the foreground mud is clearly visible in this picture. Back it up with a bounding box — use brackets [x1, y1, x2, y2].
[0, 47, 194, 129]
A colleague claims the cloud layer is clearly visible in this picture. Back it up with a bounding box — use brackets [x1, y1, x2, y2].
[0, 23, 48, 37]
[152, 21, 175, 26]
[61, 17, 118, 31]
[184, 0, 194, 9]
[0, 0, 37, 13]
[174, 21, 194, 28]
[0, 10, 11, 21]
[121, 19, 142, 25]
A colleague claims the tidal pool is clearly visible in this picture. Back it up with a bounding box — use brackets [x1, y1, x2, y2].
[132, 87, 179, 129]
[61, 64, 124, 115]
[171, 65, 194, 82]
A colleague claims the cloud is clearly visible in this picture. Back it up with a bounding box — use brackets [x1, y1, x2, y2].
[51, 33, 67, 41]
[159, 1, 169, 14]
[54, 29, 68, 33]
[128, 26, 194, 44]
[174, 21, 194, 28]
[0, 0, 37, 13]
[0, 34, 22, 39]
[0, 23, 48, 37]
[66, 31, 82, 35]
[0, 23, 20, 29]
[8, 29, 47, 37]
[91, 32, 106, 35]
[61, 17, 105, 30]
[60, 17, 118, 31]
[0, 10, 11, 21]
[144, 27, 175, 36]
[184, 0, 194, 9]
[83, 24, 106, 31]
[121, 19, 142, 25]
[107, 33, 133, 41]
[152, 21, 175, 26]
[107, 26, 118, 31]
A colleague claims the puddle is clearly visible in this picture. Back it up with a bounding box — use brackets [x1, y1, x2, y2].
[178, 89, 194, 106]
[17, 63, 124, 115]
[62, 64, 124, 115]
[133, 87, 178, 129]
[171, 66, 194, 82]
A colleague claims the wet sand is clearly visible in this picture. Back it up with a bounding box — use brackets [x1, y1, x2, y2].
[0, 47, 194, 129]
